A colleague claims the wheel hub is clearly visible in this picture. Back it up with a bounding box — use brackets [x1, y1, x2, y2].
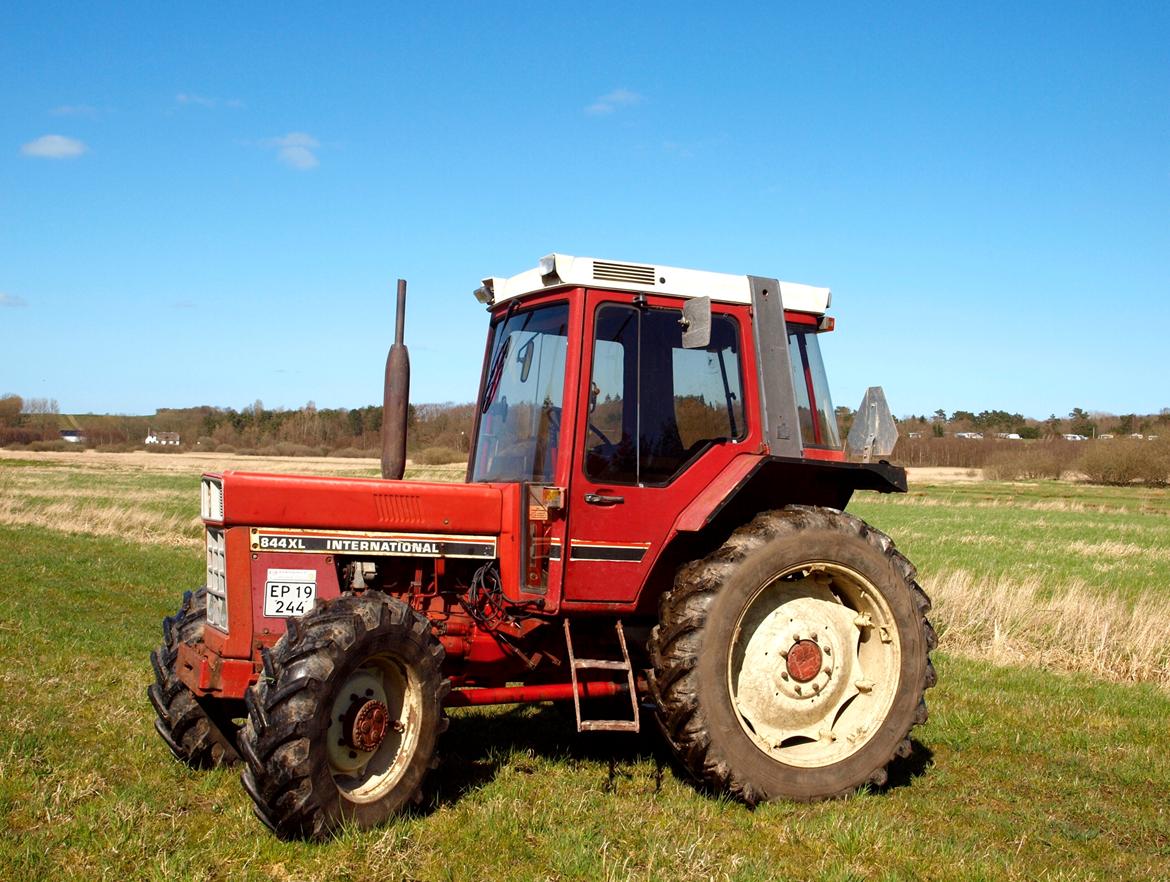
[770, 621, 837, 701]
[786, 639, 822, 683]
[349, 699, 390, 753]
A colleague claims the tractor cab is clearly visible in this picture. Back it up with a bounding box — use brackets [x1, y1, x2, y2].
[469, 253, 843, 487]
[463, 254, 866, 613]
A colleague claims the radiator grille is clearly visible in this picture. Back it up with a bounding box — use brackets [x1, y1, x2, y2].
[205, 528, 228, 632]
[592, 260, 657, 285]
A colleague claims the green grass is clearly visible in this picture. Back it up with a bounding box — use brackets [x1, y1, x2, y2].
[851, 479, 1170, 602]
[2, 459, 1169, 879]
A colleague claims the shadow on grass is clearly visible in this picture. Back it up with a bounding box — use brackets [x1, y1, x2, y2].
[424, 701, 668, 811]
[877, 739, 935, 793]
[421, 701, 933, 813]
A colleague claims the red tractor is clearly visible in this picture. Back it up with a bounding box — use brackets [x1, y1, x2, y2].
[149, 253, 935, 839]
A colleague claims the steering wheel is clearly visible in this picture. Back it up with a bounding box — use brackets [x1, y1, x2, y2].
[588, 422, 614, 448]
[540, 403, 616, 457]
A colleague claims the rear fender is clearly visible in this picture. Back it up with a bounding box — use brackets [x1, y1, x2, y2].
[672, 455, 905, 536]
[632, 455, 908, 614]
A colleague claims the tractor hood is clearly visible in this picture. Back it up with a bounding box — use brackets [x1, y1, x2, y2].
[209, 471, 506, 536]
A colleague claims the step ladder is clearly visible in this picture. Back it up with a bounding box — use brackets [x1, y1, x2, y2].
[563, 618, 640, 733]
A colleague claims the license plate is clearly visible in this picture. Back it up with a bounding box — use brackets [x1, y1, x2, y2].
[264, 568, 317, 617]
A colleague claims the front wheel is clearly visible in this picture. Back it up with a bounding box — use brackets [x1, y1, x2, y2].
[147, 587, 242, 768]
[239, 592, 447, 840]
[649, 506, 936, 803]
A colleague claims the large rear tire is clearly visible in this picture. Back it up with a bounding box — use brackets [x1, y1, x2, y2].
[239, 592, 448, 840]
[648, 506, 936, 803]
[147, 587, 242, 768]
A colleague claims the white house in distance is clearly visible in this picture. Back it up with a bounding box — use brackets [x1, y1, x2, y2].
[145, 429, 181, 446]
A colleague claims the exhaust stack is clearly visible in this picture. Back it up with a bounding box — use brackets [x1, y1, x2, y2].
[381, 279, 410, 479]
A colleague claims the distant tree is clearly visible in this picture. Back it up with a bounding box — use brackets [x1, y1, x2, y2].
[23, 397, 58, 414]
[1117, 414, 1136, 435]
[950, 410, 976, 431]
[347, 408, 365, 438]
[835, 406, 854, 438]
[1016, 426, 1041, 439]
[0, 394, 22, 426]
[971, 409, 1024, 431]
[22, 397, 59, 438]
[1068, 407, 1096, 438]
[932, 409, 946, 423]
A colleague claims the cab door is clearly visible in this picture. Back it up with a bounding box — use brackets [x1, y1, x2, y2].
[560, 289, 755, 607]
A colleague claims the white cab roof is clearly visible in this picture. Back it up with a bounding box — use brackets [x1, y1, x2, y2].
[480, 253, 831, 314]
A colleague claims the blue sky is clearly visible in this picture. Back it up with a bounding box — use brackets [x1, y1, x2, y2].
[2, 2, 1167, 420]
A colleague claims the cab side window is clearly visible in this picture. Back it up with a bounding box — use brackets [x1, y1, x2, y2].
[585, 304, 745, 484]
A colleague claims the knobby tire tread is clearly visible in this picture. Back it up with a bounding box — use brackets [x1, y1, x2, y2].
[647, 505, 936, 805]
[147, 587, 242, 769]
[238, 591, 448, 841]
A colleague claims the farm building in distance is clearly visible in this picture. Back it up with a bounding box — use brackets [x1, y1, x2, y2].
[145, 429, 181, 446]
[58, 429, 86, 444]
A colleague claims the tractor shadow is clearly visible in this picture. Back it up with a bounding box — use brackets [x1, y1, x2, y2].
[420, 701, 934, 813]
[424, 700, 669, 811]
[874, 739, 934, 793]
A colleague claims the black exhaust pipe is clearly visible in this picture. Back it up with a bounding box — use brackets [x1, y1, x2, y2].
[381, 279, 410, 480]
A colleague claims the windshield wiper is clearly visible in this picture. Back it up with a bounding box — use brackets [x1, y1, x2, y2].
[482, 336, 512, 413]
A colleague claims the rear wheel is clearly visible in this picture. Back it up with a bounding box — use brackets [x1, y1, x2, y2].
[147, 587, 242, 768]
[648, 506, 936, 803]
[239, 592, 447, 840]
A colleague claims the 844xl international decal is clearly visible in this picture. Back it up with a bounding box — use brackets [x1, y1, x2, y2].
[250, 527, 496, 559]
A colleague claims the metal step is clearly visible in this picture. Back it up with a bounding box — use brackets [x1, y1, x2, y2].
[580, 720, 639, 733]
[572, 659, 629, 671]
[563, 618, 641, 734]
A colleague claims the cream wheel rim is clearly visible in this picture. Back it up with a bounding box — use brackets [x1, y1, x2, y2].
[727, 563, 902, 768]
[326, 656, 423, 803]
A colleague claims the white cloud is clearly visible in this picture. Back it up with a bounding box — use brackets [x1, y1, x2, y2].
[50, 104, 99, 117]
[263, 132, 320, 170]
[176, 92, 218, 108]
[176, 93, 244, 110]
[21, 135, 87, 159]
[0, 293, 28, 308]
[585, 88, 643, 116]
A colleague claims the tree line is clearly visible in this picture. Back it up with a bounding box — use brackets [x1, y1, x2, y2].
[3, 391, 1168, 460]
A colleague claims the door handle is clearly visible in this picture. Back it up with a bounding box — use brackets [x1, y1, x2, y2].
[584, 493, 624, 506]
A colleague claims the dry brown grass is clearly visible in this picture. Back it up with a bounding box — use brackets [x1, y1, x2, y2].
[1, 480, 183, 505]
[0, 448, 382, 475]
[0, 496, 200, 547]
[928, 569, 1170, 688]
[906, 467, 984, 484]
[1066, 539, 1170, 563]
[876, 493, 1143, 514]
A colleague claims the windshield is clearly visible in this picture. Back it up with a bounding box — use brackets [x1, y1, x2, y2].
[788, 327, 842, 449]
[471, 303, 570, 482]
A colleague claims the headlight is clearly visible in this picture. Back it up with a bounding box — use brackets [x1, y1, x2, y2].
[200, 476, 224, 522]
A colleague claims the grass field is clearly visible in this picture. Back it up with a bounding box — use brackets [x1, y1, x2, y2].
[1, 452, 1168, 880]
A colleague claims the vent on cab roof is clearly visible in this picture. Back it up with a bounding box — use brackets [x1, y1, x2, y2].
[592, 260, 657, 285]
